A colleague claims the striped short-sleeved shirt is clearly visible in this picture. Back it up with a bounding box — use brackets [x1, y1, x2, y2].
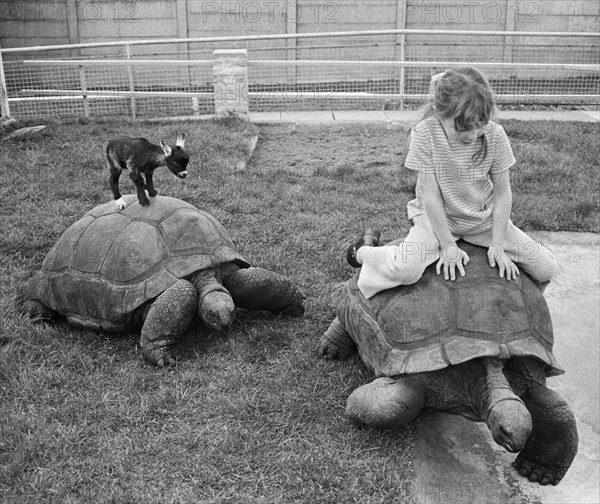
[405, 116, 516, 235]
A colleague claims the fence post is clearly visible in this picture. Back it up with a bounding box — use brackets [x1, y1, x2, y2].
[503, 0, 516, 63]
[396, 0, 408, 110]
[66, 0, 81, 55]
[79, 65, 90, 118]
[212, 49, 249, 120]
[399, 34, 406, 111]
[176, 0, 191, 87]
[126, 44, 137, 119]
[286, 1, 297, 84]
[0, 46, 10, 118]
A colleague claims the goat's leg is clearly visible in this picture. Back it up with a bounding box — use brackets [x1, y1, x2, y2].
[144, 169, 158, 197]
[107, 157, 127, 210]
[128, 164, 150, 207]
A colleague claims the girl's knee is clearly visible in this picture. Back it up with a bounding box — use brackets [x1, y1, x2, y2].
[522, 249, 558, 283]
[537, 254, 559, 283]
[511, 239, 558, 283]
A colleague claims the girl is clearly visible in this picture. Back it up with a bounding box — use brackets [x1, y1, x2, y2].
[348, 66, 557, 299]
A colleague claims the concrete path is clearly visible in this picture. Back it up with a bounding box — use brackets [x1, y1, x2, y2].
[250, 109, 600, 124]
[529, 232, 599, 504]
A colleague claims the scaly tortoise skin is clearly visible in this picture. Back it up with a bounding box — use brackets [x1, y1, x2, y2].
[319, 239, 577, 486]
[24, 195, 305, 366]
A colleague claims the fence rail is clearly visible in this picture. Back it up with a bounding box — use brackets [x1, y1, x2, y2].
[2, 29, 599, 120]
[2, 28, 599, 53]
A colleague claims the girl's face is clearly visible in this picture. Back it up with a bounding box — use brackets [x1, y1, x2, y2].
[455, 125, 487, 144]
[441, 118, 488, 144]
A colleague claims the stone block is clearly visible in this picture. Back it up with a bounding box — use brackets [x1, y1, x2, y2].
[212, 49, 249, 120]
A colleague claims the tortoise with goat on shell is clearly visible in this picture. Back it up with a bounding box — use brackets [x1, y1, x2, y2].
[319, 235, 577, 486]
[24, 195, 305, 366]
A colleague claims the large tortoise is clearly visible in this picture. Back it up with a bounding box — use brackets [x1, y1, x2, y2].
[319, 238, 578, 486]
[24, 195, 305, 366]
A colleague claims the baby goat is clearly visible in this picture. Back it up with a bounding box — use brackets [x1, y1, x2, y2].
[106, 133, 189, 210]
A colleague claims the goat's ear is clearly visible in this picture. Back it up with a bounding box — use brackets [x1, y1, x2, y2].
[176, 133, 186, 149]
[160, 139, 172, 156]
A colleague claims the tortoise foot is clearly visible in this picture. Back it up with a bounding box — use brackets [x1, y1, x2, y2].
[510, 379, 578, 486]
[22, 300, 57, 322]
[512, 454, 568, 486]
[318, 317, 356, 360]
[141, 344, 178, 368]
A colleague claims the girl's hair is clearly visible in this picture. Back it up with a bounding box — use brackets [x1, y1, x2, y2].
[421, 66, 496, 163]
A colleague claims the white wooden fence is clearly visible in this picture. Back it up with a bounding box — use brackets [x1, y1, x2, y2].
[1, 29, 599, 120]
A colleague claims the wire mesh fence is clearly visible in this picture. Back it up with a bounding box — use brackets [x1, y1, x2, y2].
[1, 29, 599, 120]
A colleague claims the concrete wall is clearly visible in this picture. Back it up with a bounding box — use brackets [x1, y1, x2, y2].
[1, 0, 598, 60]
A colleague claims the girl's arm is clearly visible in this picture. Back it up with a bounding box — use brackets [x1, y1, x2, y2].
[489, 170, 519, 280]
[421, 171, 470, 280]
[490, 170, 512, 245]
[422, 171, 454, 246]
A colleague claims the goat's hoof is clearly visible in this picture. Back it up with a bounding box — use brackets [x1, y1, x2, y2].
[115, 197, 128, 210]
[139, 199, 150, 207]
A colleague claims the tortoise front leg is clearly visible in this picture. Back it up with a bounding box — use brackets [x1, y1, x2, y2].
[513, 382, 578, 485]
[222, 267, 305, 316]
[140, 279, 197, 367]
[318, 317, 357, 360]
[346, 376, 426, 429]
[23, 299, 58, 322]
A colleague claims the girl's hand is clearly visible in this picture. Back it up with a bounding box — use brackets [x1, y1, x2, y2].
[487, 243, 520, 281]
[436, 242, 470, 281]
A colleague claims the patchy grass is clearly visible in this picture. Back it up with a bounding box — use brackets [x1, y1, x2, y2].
[1, 117, 597, 503]
[0, 118, 415, 504]
[503, 120, 599, 232]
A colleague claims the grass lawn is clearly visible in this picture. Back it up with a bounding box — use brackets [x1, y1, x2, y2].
[0, 117, 598, 504]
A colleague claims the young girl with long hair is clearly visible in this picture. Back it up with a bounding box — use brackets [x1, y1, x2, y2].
[348, 66, 557, 298]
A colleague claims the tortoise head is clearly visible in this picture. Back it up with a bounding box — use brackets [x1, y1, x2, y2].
[487, 398, 532, 452]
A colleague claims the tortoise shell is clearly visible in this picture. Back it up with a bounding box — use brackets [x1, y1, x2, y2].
[26, 195, 249, 330]
[333, 240, 563, 377]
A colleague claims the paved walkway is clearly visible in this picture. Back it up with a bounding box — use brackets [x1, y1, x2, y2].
[250, 109, 600, 124]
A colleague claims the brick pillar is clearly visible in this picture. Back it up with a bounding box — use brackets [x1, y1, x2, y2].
[212, 49, 249, 120]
